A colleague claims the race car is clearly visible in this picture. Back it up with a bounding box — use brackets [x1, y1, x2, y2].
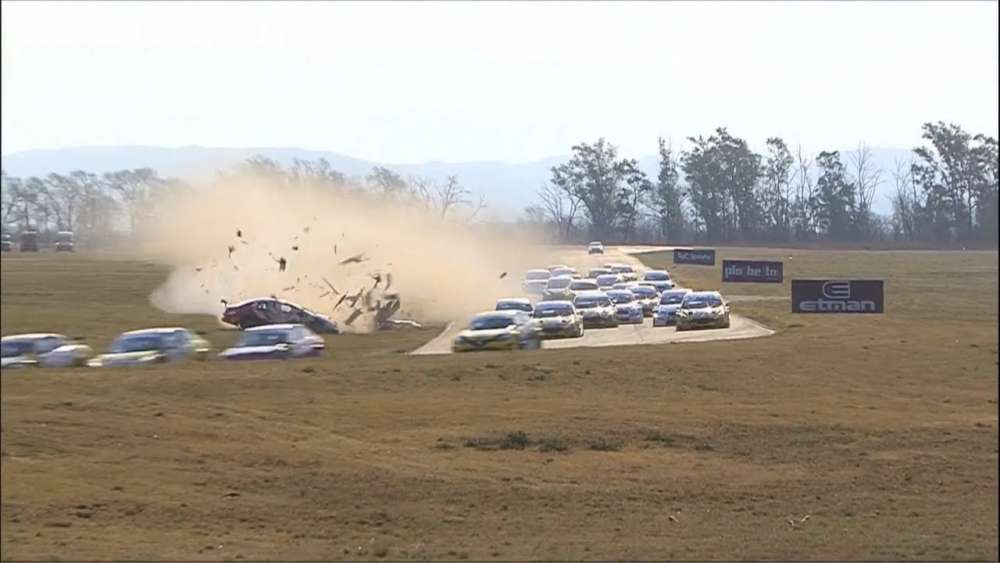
[221, 298, 340, 334]
[586, 267, 613, 279]
[573, 290, 618, 329]
[588, 241, 605, 255]
[452, 310, 541, 352]
[595, 273, 622, 290]
[652, 288, 692, 326]
[608, 263, 639, 282]
[495, 297, 534, 313]
[219, 324, 324, 361]
[88, 327, 211, 367]
[606, 289, 644, 324]
[523, 269, 552, 285]
[628, 284, 660, 316]
[531, 300, 584, 339]
[675, 291, 731, 331]
[568, 279, 599, 293]
[549, 266, 579, 279]
[522, 279, 549, 298]
[542, 275, 576, 302]
[1, 333, 93, 369]
[640, 270, 675, 292]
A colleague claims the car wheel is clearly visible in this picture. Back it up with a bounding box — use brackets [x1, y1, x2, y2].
[721, 316, 731, 329]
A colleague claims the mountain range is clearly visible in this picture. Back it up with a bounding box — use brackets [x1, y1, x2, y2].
[1, 145, 915, 216]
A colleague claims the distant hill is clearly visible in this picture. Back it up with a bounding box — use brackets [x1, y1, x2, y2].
[1, 145, 914, 216]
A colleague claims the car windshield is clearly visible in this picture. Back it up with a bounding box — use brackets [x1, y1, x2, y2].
[661, 292, 688, 304]
[569, 281, 597, 291]
[525, 271, 550, 280]
[238, 330, 291, 347]
[552, 269, 574, 277]
[645, 271, 670, 281]
[547, 277, 572, 289]
[632, 287, 656, 297]
[575, 296, 611, 309]
[608, 292, 634, 304]
[110, 334, 163, 353]
[534, 305, 573, 318]
[682, 295, 723, 309]
[497, 301, 531, 312]
[1, 341, 35, 358]
[469, 316, 515, 330]
[612, 266, 633, 273]
[596, 276, 617, 285]
[524, 280, 547, 291]
[588, 269, 610, 277]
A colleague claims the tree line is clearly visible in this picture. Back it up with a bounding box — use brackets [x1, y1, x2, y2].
[0, 157, 484, 244]
[524, 121, 998, 246]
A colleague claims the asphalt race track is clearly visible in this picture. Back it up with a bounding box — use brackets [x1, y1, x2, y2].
[411, 246, 775, 355]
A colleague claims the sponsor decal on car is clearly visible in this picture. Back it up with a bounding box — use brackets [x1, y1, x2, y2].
[722, 260, 783, 283]
[791, 280, 884, 314]
[673, 248, 716, 266]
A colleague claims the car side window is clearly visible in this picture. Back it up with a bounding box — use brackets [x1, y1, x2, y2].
[35, 337, 63, 354]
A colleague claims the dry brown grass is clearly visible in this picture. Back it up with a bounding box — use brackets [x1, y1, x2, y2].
[2, 248, 997, 561]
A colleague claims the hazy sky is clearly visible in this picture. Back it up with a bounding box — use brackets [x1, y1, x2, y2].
[2, 1, 997, 162]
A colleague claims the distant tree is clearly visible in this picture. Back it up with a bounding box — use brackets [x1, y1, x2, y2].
[103, 168, 164, 233]
[682, 128, 761, 241]
[812, 151, 857, 240]
[616, 158, 652, 242]
[537, 182, 581, 240]
[652, 138, 687, 241]
[848, 142, 884, 240]
[549, 138, 634, 240]
[889, 157, 918, 241]
[366, 166, 409, 199]
[759, 137, 794, 240]
[790, 146, 817, 240]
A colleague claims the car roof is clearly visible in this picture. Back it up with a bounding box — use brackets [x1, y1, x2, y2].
[596, 273, 619, 279]
[473, 310, 524, 319]
[526, 268, 550, 274]
[589, 241, 603, 245]
[120, 327, 189, 336]
[663, 288, 691, 294]
[574, 290, 608, 298]
[226, 297, 303, 309]
[496, 297, 531, 304]
[535, 300, 574, 308]
[246, 323, 302, 331]
[606, 289, 633, 296]
[685, 291, 722, 298]
[2, 333, 66, 341]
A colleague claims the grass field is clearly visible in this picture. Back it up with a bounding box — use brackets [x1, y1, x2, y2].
[2, 248, 998, 561]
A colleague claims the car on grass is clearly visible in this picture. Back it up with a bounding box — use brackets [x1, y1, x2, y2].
[606, 290, 644, 324]
[542, 275, 576, 302]
[676, 291, 731, 331]
[595, 273, 622, 289]
[222, 298, 340, 334]
[54, 231, 75, 252]
[641, 270, 675, 292]
[1, 333, 93, 369]
[531, 300, 584, 339]
[652, 289, 693, 327]
[88, 327, 211, 367]
[573, 290, 618, 329]
[588, 241, 605, 255]
[452, 310, 541, 352]
[495, 297, 534, 313]
[219, 324, 324, 361]
[628, 284, 660, 316]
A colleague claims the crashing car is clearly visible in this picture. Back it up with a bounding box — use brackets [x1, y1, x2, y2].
[495, 297, 534, 313]
[628, 284, 660, 316]
[219, 324, 324, 361]
[676, 291, 731, 331]
[88, 327, 211, 367]
[549, 266, 578, 279]
[586, 267, 613, 279]
[606, 289, 644, 325]
[542, 275, 576, 302]
[452, 310, 541, 352]
[641, 270, 675, 292]
[531, 300, 584, 339]
[652, 288, 693, 327]
[588, 241, 605, 255]
[573, 290, 618, 329]
[1, 333, 93, 369]
[54, 231, 75, 252]
[609, 263, 639, 282]
[595, 273, 622, 290]
[221, 298, 340, 334]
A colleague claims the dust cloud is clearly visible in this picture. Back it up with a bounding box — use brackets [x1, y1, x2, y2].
[140, 175, 554, 332]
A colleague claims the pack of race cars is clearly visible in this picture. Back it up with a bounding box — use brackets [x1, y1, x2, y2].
[450, 247, 732, 353]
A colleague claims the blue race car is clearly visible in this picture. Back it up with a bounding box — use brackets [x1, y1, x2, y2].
[652, 289, 692, 327]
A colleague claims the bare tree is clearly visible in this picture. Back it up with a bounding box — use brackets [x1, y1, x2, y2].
[889, 157, 917, 241]
[537, 182, 581, 239]
[848, 142, 884, 237]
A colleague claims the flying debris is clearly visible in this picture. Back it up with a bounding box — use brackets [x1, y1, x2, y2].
[236, 229, 242, 238]
[292, 246, 299, 251]
[344, 309, 363, 326]
[282, 286, 296, 292]
[385, 273, 392, 291]
[233, 265, 239, 272]
[220, 298, 229, 306]
[303, 226, 310, 234]
[195, 267, 203, 272]
[319, 291, 331, 298]
[333, 244, 337, 255]
[339, 252, 367, 265]
[228, 245, 235, 258]
[333, 293, 348, 310]
[499, 272, 508, 279]
[369, 273, 382, 288]
[322, 277, 340, 295]
[278, 257, 286, 272]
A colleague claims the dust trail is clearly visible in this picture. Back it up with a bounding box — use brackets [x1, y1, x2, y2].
[139, 175, 552, 332]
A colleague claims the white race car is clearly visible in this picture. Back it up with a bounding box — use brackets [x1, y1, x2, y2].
[676, 291, 731, 331]
[532, 300, 584, 339]
[573, 291, 618, 329]
[1, 333, 93, 369]
[452, 311, 541, 352]
[495, 297, 534, 313]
